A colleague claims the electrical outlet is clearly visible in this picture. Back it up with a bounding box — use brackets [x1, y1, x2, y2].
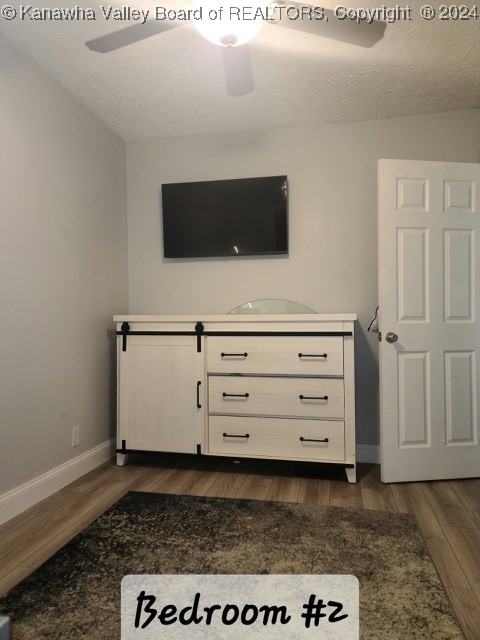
[72, 426, 80, 448]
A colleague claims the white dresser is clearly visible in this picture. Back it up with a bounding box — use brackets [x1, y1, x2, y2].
[114, 314, 357, 482]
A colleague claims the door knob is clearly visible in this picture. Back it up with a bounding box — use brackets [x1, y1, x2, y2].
[385, 332, 398, 343]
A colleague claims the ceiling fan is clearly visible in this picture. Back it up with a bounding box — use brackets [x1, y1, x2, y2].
[85, 1, 386, 97]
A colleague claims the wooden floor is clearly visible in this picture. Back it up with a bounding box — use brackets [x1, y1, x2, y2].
[1, 455, 479, 639]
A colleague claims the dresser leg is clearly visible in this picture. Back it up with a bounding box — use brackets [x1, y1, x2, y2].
[345, 466, 356, 484]
[116, 453, 128, 467]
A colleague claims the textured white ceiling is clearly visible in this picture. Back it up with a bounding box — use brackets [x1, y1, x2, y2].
[1, 0, 479, 140]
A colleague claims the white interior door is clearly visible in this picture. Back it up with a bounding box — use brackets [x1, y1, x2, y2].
[378, 159, 480, 483]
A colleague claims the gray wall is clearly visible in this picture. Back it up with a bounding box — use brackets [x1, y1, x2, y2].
[126, 109, 480, 446]
[0, 34, 129, 494]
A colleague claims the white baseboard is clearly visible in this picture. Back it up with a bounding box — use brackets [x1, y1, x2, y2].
[356, 444, 380, 464]
[0, 438, 116, 526]
[0, 440, 380, 526]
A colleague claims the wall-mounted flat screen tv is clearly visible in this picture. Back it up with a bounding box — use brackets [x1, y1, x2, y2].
[161, 175, 288, 258]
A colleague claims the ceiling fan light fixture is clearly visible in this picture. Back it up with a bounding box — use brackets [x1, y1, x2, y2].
[194, 0, 267, 46]
[220, 34, 238, 45]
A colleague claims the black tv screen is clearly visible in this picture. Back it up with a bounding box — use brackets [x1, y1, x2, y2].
[161, 175, 288, 258]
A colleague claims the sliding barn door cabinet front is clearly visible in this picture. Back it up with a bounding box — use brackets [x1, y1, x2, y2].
[115, 315, 357, 482]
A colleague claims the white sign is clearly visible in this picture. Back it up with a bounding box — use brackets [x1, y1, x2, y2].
[121, 574, 359, 639]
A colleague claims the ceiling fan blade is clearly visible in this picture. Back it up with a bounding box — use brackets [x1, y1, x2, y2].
[221, 45, 254, 97]
[270, 3, 386, 47]
[85, 20, 183, 53]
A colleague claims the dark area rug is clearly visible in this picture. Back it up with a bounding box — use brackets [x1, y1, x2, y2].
[0, 491, 463, 639]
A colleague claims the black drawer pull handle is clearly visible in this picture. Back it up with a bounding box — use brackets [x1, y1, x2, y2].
[221, 352, 248, 358]
[223, 432, 250, 438]
[300, 437, 329, 443]
[298, 353, 328, 359]
[222, 392, 249, 398]
[196, 381, 202, 409]
[299, 395, 328, 401]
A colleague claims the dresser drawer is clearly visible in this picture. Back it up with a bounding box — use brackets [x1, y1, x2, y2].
[209, 376, 345, 419]
[206, 336, 343, 376]
[208, 416, 345, 462]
